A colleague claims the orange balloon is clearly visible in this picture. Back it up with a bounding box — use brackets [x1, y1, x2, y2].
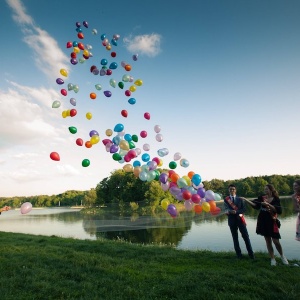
[188, 171, 195, 179]
[90, 93, 97, 100]
[209, 201, 217, 211]
[194, 205, 202, 214]
[124, 64, 131, 71]
[170, 173, 180, 183]
[85, 141, 92, 148]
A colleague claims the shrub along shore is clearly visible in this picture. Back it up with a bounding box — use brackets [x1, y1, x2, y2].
[0, 232, 299, 300]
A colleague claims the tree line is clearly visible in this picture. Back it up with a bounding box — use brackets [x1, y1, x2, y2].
[1, 172, 299, 209]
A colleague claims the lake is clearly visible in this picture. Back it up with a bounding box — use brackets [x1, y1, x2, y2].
[1, 199, 299, 260]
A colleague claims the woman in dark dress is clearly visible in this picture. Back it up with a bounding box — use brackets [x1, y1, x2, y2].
[242, 184, 289, 266]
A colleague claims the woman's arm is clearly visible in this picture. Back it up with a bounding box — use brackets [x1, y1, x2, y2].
[240, 197, 257, 208]
[292, 194, 300, 213]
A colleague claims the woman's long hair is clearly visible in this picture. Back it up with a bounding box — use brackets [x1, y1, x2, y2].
[266, 184, 279, 198]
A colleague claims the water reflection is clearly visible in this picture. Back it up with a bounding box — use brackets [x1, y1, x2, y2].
[0, 200, 299, 260]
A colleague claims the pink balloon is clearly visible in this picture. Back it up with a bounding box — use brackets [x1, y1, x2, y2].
[140, 130, 147, 138]
[21, 202, 32, 214]
[144, 112, 150, 120]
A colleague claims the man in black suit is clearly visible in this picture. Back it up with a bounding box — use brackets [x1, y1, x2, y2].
[224, 184, 255, 259]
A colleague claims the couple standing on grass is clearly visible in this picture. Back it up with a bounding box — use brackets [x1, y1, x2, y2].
[224, 180, 300, 266]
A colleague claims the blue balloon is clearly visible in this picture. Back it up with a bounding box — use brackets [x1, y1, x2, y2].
[112, 135, 121, 145]
[101, 59, 108, 65]
[111, 39, 118, 46]
[100, 34, 106, 41]
[133, 160, 141, 167]
[141, 153, 150, 162]
[109, 62, 118, 69]
[128, 98, 136, 105]
[192, 174, 202, 186]
[114, 123, 124, 132]
[124, 134, 132, 141]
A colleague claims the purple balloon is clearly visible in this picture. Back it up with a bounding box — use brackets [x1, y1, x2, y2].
[89, 130, 99, 137]
[83, 21, 88, 28]
[70, 58, 78, 65]
[159, 173, 168, 184]
[132, 54, 138, 61]
[104, 90, 112, 97]
[100, 69, 106, 76]
[197, 187, 206, 198]
[110, 144, 119, 153]
[167, 204, 178, 217]
[75, 22, 81, 28]
[56, 78, 64, 85]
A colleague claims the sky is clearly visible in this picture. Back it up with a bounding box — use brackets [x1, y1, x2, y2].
[1, 0, 300, 197]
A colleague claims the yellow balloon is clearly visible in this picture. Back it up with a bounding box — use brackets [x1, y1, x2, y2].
[119, 140, 129, 151]
[158, 159, 163, 167]
[90, 135, 100, 145]
[83, 49, 89, 57]
[60, 69, 68, 77]
[134, 79, 143, 86]
[73, 47, 80, 53]
[105, 129, 113, 136]
[123, 164, 133, 172]
[202, 202, 210, 213]
[129, 85, 136, 92]
[62, 111, 67, 118]
[182, 175, 191, 186]
[66, 109, 70, 117]
[86, 112, 92, 120]
[106, 45, 112, 51]
[161, 199, 170, 210]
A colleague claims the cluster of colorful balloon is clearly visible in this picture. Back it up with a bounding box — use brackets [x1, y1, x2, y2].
[49, 20, 222, 218]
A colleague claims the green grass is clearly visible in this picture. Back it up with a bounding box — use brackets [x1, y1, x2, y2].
[0, 232, 299, 300]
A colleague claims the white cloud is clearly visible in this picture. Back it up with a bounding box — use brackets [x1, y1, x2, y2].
[57, 165, 81, 176]
[123, 33, 162, 57]
[6, 0, 69, 80]
[0, 86, 59, 149]
[6, 0, 33, 25]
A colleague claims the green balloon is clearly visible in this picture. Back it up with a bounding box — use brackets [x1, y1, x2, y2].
[82, 159, 90, 167]
[112, 153, 122, 161]
[169, 161, 177, 169]
[118, 82, 124, 89]
[52, 100, 61, 108]
[128, 141, 135, 149]
[95, 84, 102, 90]
[132, 134, 138, 142]
[69, 126, 77, 134]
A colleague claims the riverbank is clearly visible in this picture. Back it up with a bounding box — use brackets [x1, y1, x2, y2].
[0, 232, 299, 299]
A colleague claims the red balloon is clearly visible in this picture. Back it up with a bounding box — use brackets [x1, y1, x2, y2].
[61, 89, 67, 96]
[144, 112, 150, 120]
[50, 152, 60, 161]
[66, 41, 72, 48]
[125, 90, 131, 97]
[77, 32, 84, 39]
[76, 138, 83, 146]
[121, 110, 128, 118]
[70, 52, 77, 58]
[78, 43, 85, 50]
[70, 109, 77, 117]
[111, 52, 116, 57]
[210, 207, 221, 215]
